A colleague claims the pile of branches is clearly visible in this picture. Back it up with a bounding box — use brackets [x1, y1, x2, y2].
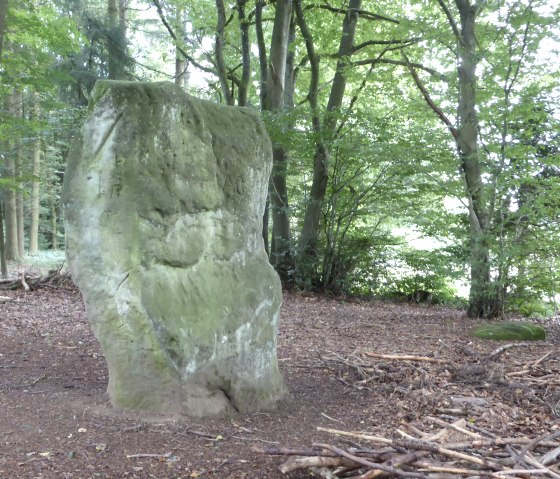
[261, 418, 560, 478]
[0, 268, 73, 291]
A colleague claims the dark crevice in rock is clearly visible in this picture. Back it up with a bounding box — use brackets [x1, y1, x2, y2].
[93, 111, 124, 160]
[116, 272, 129, 291]
[218, 387, 240, 414]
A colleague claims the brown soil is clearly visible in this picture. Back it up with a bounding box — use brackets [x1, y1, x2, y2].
[1, 287, 559, 478]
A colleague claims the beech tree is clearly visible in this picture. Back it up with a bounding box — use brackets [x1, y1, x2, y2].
[2, 0, 558, 317]
[402, 0, 557, 317]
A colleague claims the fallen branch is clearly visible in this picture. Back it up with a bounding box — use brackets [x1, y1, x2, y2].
[126, 452, 172, 459]
[263, 423, 560, 478]
[313, 443, 430, 478]
[486, 343, 531, 361]
[362, 352, 446, 363]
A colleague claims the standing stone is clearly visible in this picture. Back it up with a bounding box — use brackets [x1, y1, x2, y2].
[63, 81, 286, 417]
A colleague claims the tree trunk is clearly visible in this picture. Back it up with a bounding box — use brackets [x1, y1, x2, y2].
[237, 0, 250, 106]
[0, 0, 8, 271]
[0, 0, 7, 60]
[256, 0, 269, 254]
[174, 5, 188, 89]
[15, 100, 23, 257]
[49, 181, 58, 250]
[0, 196, 7, 278]
[297, 0, 361, 283]
[215, 0, 233, 105]
[29, 95, 41, 254]
[453, 0, 495, 318]
[107, 0, 127, 79]
[3, 90, 20, 260]
[264, 0, 294, 285]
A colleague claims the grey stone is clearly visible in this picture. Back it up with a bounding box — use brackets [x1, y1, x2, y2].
[63, 81, 286, 417]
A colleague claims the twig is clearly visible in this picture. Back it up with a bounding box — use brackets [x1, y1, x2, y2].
[231, 435, 279, 445]
[177, 428, 217, 440]
[321, 412, 344, 424]
[532, 350, 560, 367]
[486, 343, 531, 360]
[313, 443, 430, 478]
[28, 374, 47, 387]
[126, 452, 172, 459]
[279, 455, 355, 474]
[425, 416, 483, 439]
[516, 430, 560, 467]
[362, 352, 445, 363]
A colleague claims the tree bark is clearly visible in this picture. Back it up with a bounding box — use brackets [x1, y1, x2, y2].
[0, 196, 7, 278]
[49, 181, 58, 250]
[3, 90, 20, 260]
[264, 0, 294, 285]
[174, 5, 188, 89]
[107, 0, 127, 79]
[215, 0, 233, 105]
[297, 0, 361, 283]
[256, 0, 269, 254]
[453, 0, 494, 318]
[0, 0, 8, 273]
[237, 0, 250, 106]
[0, 0, 7, 60]
[29, 94, 41, 254]
[15, 143, 23, 255]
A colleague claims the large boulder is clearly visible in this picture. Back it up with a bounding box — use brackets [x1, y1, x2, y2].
[63, 81, 286, 417]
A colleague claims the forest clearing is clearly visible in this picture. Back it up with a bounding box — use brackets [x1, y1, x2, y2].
[1, 1, 560, 477]
[1, 283, 560, 479]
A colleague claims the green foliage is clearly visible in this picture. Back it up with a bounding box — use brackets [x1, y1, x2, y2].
[2, 0, 559, 318]
[471, 323, 546, 341]
[374, 247, 464, 306]
[9, 250, 65, 272]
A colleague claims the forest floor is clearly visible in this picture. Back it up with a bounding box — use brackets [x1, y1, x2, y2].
[1, 284, 560, 479]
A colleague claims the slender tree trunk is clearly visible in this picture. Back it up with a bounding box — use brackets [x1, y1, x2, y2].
[264, 0, 294, 285]
[15, 152, 24, 255]
[237, 0, 250, 106]
[107, 0, 127, 79]
[0, 0, 7, 61]
[0, 196, 7, 278]
[3, 90, 19, 260]
[13, 89, 24, 256]
[174, 4, 188, 89]
[453, 0, 494, 318]
[29, 148, 41, 254]
[296, 0, 361, 284]
[256, 0, 270, 254]
[49, 181, 58, 250]
[0, 0, 8, 272]
[215, 0, 233, 105]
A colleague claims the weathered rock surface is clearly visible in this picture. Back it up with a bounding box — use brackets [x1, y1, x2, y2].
[63, 81, 285, 417]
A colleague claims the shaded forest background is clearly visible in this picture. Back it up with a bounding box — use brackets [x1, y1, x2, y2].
[0, 0, 559, 318]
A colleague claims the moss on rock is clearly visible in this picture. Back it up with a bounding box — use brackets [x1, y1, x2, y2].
[63, 81, 286, 417]
[471, 322, 546, 341]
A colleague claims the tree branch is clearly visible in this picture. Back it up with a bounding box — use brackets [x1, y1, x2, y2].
[215, 0, 234, 105]
[353, 38, 419, 53]
[436, 0, 461, 43]
[306, 4, 400, 24]
[152, 0, 215, 75]
[402, 53, 458, 139]
[353, 57, 449, 82]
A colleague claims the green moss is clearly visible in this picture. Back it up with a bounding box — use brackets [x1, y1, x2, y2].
[471, 322, 546, 341]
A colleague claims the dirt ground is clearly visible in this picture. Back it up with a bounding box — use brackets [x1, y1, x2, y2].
[1, 286, 560, 479]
